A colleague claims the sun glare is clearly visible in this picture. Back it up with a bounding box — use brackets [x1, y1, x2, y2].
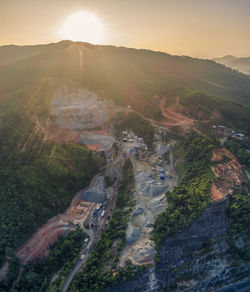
[57, 11, 107, 44]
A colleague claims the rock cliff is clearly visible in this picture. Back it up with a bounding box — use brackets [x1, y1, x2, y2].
[107, 198, 250, 292]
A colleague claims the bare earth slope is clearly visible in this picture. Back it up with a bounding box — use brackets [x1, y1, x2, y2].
[211, 148, 248, 201]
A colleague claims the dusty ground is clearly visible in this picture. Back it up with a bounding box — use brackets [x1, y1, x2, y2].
[78, 132, 115, 152]
[49, 87, 120, 147]
[5, 87, 120, 267]
[79, 176, 107, 203]
[13, 176, 99, 265]
[119, 142, 177, 266]
[160, 97, 195, 132]
[210, 148, 248, 201]
[43, 126, 79, 143]
[29, 86, 120, 147]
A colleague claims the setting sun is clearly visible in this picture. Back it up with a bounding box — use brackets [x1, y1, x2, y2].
[57, 11, 107, 44]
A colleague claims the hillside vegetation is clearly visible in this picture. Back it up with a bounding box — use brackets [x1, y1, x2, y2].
[0, 84, 103, 267]
[177, 90, 250, 134]
[214, 55, 250, 75]
[154, 133, 218, 246]
[158, 88, 250, 135]
[0, 41, 250, 291]
[69, 159, 139, 292]
[0, 229, 87, 291]
[1, 41, 250, 110]
[1, 42, 250, 137]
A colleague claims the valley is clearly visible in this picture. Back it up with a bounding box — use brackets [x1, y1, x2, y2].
[0, 85, 178, 289]
[0, 41, 250, 292]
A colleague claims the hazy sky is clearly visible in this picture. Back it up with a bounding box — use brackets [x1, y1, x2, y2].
[1, 0, 250, 58]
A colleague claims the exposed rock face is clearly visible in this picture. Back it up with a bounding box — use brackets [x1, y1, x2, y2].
[155, 144, 169, 158]
[80, 176, 106, 203]
[106, 157, 122, 182]
[120, 156, 171, 266]
[136, 171, 169, 198]
[119, 142, 178, 267]
[50, 87, 109, 130]
[211, 148, 248, 201]
[131, 239, 155, 265]
[78, 132, 114, 152]
[107, 199, 250, 292]
[132, 206, 144, 218]
[126, 224, 141, 245]
[147, 194, 167, 216]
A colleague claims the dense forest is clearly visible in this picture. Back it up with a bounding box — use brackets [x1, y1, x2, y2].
[176, 90, 250, 135]
[224, 138, 250, 169]
[0, 86, 103, 269]
[0, 229, 87, 291]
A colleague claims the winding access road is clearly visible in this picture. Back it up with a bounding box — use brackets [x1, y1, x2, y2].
[61, 156, 125, 292]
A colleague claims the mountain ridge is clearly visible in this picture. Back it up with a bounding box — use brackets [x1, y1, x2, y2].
[214, 55, 250, 75]
[1, 41, 250, 106]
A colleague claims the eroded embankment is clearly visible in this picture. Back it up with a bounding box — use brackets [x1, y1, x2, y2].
[0, 174, 106, 281]
[119, 143, 177, 266]
[107, 198, 250, 292]
[106, 147, 249, 292]
[211, 148, 248, 202]
[38, 86, 121, 149]
[160, 97, 195, 132]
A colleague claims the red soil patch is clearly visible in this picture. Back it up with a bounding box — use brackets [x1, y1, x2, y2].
[210, 148, 248, 202]
[15, 195, 95, 264]
[62, 160, 79, 172]
[93, 129, 109, 136]
[160, 97, 196, 132]
[86, 144, 99, 151]
[13, 175, 99, 265]
[16, 220, 75, 263]
[43, 126, 79, 143]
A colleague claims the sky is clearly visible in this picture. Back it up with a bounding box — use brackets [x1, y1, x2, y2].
[1, 0, 250, 58]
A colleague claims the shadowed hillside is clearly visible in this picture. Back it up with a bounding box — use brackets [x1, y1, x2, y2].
[1, 41, 250, 108]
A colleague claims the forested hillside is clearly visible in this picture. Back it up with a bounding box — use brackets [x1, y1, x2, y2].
[0, 83, 103, 267]
[0, 41, 250, 291]
[176, 90, 250, 134]
[154, 133, 218, 246]
[1, 41, 250, 109]
[214, 55, 250, 75]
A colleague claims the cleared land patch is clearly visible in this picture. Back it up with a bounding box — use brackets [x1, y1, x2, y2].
[210, 148, 248, 201]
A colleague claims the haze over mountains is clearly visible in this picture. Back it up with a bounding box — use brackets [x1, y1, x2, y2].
[1, 41, 250, 106]
[214, 55, 250, 76]
[0, 40, 250, 292]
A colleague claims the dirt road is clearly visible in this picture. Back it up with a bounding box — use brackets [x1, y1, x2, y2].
[60, 156, 126, 292]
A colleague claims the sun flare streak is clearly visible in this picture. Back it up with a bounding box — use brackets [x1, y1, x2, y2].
[57, 10, 107, 44]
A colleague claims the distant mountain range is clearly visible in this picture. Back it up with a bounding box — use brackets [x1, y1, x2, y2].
[213, 55, 250, 75]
